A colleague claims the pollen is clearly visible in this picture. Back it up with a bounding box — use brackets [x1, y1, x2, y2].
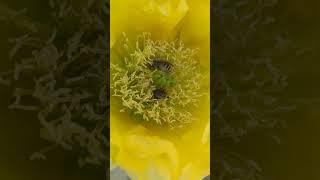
[111, 33, 203, 128]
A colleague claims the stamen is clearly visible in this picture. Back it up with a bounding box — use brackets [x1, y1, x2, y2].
[111, 33, 203, 128]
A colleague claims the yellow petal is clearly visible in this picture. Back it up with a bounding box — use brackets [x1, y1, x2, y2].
[176, 95, 210, 179]
[112, 126, 179, 180]
[178, 0, 210, 66]
[111, 0, 189, 47]
[111, 98, 210, 179]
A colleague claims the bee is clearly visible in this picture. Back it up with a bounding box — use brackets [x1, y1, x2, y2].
[148, 59, 173, 73]
[152, 88, 167, 99]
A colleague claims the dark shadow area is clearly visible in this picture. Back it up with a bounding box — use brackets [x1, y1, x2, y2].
[212, 0, 320, 179]
[0, 0, 109, 179]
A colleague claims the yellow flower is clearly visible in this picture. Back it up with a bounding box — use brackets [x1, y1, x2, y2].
[110, 0, 210, 179]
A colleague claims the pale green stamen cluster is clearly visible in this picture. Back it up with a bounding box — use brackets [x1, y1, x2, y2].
[111, 33, 203, 128]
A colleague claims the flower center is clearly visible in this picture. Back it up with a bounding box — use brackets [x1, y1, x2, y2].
[150, 60, 176, 99]
[111, 33, 203, 128]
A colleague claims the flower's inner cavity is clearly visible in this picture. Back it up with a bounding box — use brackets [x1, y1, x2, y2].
[111, 34, 203, 128]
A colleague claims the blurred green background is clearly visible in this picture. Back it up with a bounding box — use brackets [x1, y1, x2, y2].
[214, 0, 320, 179]
[0, 0, 105, 179]
[248, 1, 320, 179]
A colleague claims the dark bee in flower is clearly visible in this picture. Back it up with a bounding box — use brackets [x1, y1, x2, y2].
[148, 59, 173, 73]
[153, 88, 167, 99]
[149, 59, 172, 100]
